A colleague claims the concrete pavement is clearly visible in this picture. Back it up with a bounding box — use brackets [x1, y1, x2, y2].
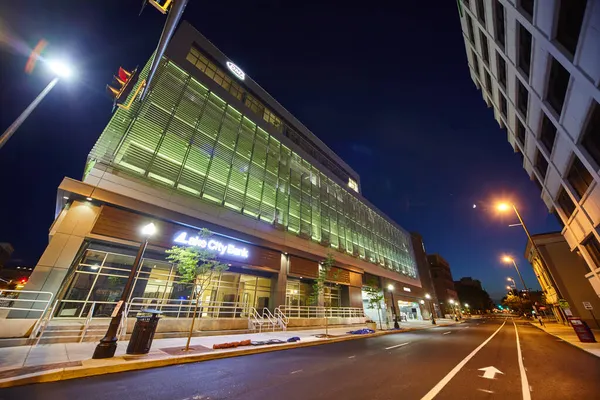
[2, 318, 599, 399]
[529, 321, 600, 358]
[0, 319, 454, 387]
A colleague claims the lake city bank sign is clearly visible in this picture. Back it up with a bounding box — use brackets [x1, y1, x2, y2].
[173, 232, 249, 259]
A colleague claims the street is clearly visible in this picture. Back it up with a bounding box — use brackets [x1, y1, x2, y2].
[1, 318, 599, 399]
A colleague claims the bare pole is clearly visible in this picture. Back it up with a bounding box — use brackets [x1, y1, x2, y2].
[0, 77, 59, 151]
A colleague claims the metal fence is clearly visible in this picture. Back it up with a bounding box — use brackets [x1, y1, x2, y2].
[278, 305, 365, 319]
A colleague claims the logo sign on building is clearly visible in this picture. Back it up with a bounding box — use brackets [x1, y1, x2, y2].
[403, 287, 411, 292]
[173, 232, 249, 259]
[583, 301, 593, 310]
[226, 61, 245, 81]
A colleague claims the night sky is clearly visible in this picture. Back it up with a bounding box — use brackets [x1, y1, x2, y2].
[0, 1, 560, 300]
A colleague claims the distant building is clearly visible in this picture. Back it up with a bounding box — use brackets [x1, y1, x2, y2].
[427, 254, 459, 316]
[457, 0, 600, 297]
[0, 243, 14, 269]
[454, 277, 493, 312]
[526, 232, 600, 327]
[411, 233, 441, 318]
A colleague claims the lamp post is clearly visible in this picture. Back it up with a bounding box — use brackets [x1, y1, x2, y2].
[425, 293, 436, 324]
[93, 222, 156, 359]
[449, 299, 459, 321]
[502, 256, 529, 296]
[496, 202, 567, 322]
[0, 60, 73, 152]
[387, 284, 400, 329]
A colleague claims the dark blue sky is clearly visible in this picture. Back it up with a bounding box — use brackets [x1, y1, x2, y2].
[0, 0, 560, 300]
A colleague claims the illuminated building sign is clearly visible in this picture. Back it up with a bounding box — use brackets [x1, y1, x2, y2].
[173, 232, 249, 258]
[348, 178, 358, 192]
[403, 287, 411, 292]
[226, 61, 245, 81]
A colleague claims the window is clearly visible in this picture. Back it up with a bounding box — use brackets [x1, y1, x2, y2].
[567, 156, 593, 198]
[557, 187, 576, 218]
[540, 114, 557, 154]
[484, 70, 492, 91]
[476, 0, 486, 25]
[583, 234, 600, 270]
[517, 79, 529, 117]
[535, 151, 549, 179]
[546, 58, 571, 115]
[519, 0, 535, 20]
[471, 50, 480, 77]
[516, 119, 526, 146]
[494, 0, 506, 49]
[500, 94, 507, 117]
[497, 53, 507, 89]
[555, 0, 587, 57]
[581, 100, 600, 167]
[466, 15, 475, 45]
[479, 30, 490, 65]
[186, 46, 244, 101]
[517, 24, 533, 79]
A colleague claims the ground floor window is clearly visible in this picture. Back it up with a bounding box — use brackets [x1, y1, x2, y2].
[397, 300, 423, 321]
[57, 243, 272, 318]
[285, 279, 313, 307]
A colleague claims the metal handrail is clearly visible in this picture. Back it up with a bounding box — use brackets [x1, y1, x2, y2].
[0, 290, 54, 345]
[33, 300, 59, 345]
[262, 308, 277, 331]
[128, 297, 251, 319]
[274, 307, 289, 331]
[279, 305, 366, 319]
[79, 302, 96, 343]
[248, 307, 267, 332]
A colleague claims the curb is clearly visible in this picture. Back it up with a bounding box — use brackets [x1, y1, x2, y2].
[528, 322, 600, 358]
[0, 322, 458, 388]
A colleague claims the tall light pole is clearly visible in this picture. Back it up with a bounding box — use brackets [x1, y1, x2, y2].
[387, 284, 400, 329]
[425, 293, 436, 324]
[449, 299, 458, 321]
[0, 60, 73, 152]
[502, 256, 529, 295]
[93, 222, 156, 359]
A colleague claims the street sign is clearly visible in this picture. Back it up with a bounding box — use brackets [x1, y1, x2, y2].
[558, 299, 570, 309]
[568, 317, 596, 343]
[111, 300, 124, 318]
[583, 302, 593, 310]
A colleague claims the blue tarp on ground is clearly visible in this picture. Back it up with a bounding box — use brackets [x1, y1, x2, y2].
[347, 329, 375, 335]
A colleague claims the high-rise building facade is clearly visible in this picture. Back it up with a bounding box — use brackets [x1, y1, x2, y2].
[427, 254, 459, 315]
[458, 0, 600, 296]
[16, 22, 426, 335]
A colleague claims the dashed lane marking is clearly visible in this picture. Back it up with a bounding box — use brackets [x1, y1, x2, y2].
[478, 389, 494, 394]
[443, 331, 452, 335]
[385, 342, 410, 350]
[348, 355, 356, 359]
[290, 369, 303, 374]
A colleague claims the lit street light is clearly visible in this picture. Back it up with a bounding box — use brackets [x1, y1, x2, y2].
[501, 256, 529, 296]
[93, 222, 156, 359]
[387, 284, 400, 329]
[0, 58, 74, 152]
[425, 293, 436, 325]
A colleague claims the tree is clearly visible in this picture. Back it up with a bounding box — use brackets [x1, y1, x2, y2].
[363, 278, 384, 329]
[501, 294, 532, 315]
[308, 253, 337, 338]
[166, 228, 228, 351]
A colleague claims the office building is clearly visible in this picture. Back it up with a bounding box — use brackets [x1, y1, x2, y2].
[526, 231, 600, 326]
[13, 22, 426, 337]
[458, 0, 600, 296]
[427, 254, 459, 315]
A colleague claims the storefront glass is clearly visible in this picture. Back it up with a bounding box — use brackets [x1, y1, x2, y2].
[57, 244, 272, 318]
[398, 300, 423, 321]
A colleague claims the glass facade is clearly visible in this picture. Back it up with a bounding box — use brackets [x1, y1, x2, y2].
[89, 53, 417, 279]
[58, 244, 272, 318]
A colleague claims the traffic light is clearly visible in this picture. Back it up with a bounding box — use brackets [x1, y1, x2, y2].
[106, 66, 139, 110]
[19, 277, 28, 284]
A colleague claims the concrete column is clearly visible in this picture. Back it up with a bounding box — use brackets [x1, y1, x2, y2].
[271, 253, 289, 310]
[15, 201, 100, 318]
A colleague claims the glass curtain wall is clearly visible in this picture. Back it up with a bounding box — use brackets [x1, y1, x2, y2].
[58, 246, 271, 318]
[88, 56, 417, 279]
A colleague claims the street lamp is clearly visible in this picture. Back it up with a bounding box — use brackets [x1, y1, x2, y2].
[501, 256, 529, 296]
[93, 222, 156, 359]
[449, 299, 459, 321]
[387, 284, 400, 329]
[425, 293, 436, 325]
[0, 58, 74, 152]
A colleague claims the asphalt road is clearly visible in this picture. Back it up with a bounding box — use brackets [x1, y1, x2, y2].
[1, 318, 599, 399]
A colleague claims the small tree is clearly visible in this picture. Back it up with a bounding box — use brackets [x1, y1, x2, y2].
[502, 293, 532, 315]
[308, 253, 337, 338]
[166, 228, 228, 351]
[363, 279, 384, 330]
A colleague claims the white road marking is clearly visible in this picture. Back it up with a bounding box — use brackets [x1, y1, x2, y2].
[514, 321, 532, 400]
[385, 342, 410, 350]
[465, 327, 470, 329]
[443, 331, 452, 335]
[290, 369, 303, 374]
[420, 319, 507, 400]
[478, 389, 494, 394]
[478, 366, 504, 379]
[348, 355, 356, 359]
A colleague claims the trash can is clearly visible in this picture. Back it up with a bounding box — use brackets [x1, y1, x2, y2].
[126, 309, 162, 355]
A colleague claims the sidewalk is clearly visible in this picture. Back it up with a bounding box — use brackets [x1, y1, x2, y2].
[530, 321, 600, 358]
[0, 319, 456, 388]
